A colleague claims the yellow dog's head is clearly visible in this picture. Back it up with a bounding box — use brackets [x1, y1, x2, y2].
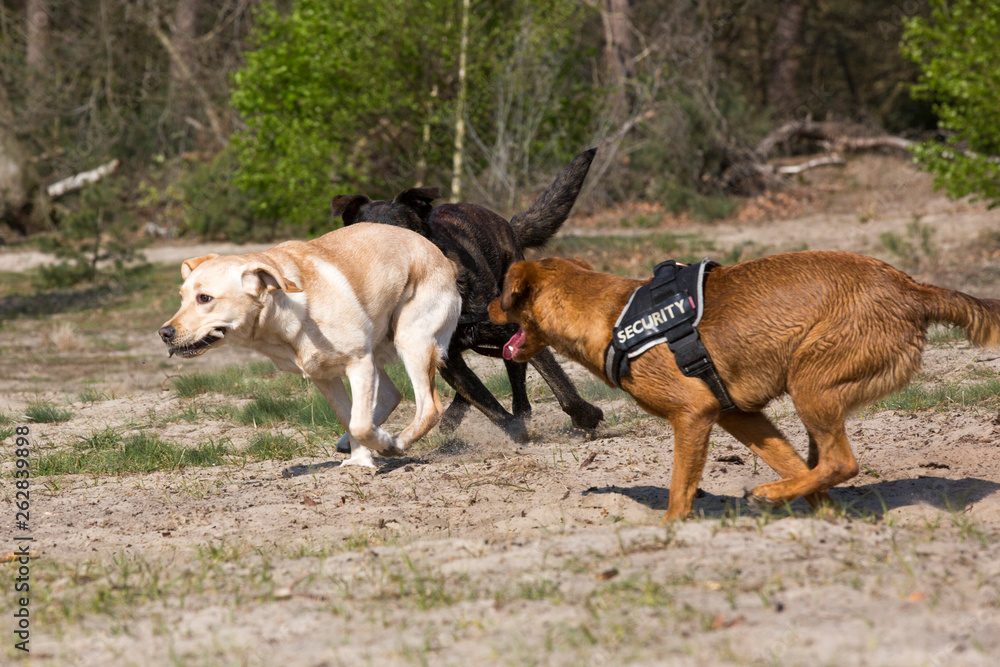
[158, 253, 302, 358]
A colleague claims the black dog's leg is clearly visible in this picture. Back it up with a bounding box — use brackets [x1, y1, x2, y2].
[439, 391, 471, 433]
[529, 349, 603, 429]
[504, 359, 531, 420]
[438, 347, 529, 442]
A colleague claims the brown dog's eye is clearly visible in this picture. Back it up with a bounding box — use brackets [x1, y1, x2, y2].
[197, 294, 213, 304]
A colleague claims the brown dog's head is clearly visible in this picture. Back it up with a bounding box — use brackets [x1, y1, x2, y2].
[489, 257, 594, 362]
[158, 253, 302, 358]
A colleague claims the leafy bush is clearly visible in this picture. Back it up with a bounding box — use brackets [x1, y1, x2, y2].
[181, 147, 271, 242]
[903, 0, 1000, 206]
[231, 0, 593, 231]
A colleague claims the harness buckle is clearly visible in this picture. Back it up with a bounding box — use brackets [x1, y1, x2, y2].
[682, 356, 714, 377]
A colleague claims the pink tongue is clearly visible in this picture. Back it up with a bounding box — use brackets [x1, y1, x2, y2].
[503, 328, 526, 360]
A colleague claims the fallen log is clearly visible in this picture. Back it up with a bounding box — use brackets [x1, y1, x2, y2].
[46, 159, 120, 199]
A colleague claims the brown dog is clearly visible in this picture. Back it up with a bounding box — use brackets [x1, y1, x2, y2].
[489, 251, 1000, 520]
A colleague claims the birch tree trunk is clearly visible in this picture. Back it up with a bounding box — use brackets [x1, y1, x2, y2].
[450, 0, 470, 202]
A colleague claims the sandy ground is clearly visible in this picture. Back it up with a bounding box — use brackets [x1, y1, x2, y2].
[2, 155, 1000, 665]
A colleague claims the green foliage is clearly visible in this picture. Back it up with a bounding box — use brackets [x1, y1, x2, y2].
[231, 0, 593, 231]
[180, 147, 265, 242]
[902, 1, 1000, 206]
[232, 0, 449, 230]
[34, 180, 147, 289]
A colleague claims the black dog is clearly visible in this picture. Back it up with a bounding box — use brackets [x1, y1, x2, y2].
[331, 149, 603, 442]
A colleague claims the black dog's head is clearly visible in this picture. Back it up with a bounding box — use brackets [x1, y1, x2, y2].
[331, 187, 442, 237]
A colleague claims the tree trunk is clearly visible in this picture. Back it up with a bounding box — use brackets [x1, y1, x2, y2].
[767, 0, 809, 116]
[599, 0, 634, 125]
[150, 1, 225, 146]
[25, 0, 50, 111]
[170, 0, 197, 112]
[0, 82, 45, 236]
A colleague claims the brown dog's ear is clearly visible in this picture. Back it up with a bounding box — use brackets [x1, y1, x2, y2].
[393, 187, 442, 220]
[500, 262, 534, 312]
[182, 254, 219, 280]
[241, 258, 303, 298]
[331, 194, 371, 225]
[566, 257, 593, 271]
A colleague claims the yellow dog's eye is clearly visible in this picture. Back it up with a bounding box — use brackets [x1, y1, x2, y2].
[197, 294, 213, 304]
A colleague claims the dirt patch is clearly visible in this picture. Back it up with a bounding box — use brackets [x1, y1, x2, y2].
[2, 154, 1000, 665]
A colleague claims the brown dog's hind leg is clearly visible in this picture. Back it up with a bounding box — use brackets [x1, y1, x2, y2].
[716, 411, 833, 509]
[662, 409, 716, 522]
[744, 382, 860, 505]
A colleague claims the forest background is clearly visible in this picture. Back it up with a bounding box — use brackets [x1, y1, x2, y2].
[0, 0, 993, 283]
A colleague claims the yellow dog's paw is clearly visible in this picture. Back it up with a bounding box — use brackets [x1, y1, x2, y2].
[376, 441, 406, 458]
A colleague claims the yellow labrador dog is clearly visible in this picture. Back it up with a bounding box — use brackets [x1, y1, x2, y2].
[158, 223, 461, 467]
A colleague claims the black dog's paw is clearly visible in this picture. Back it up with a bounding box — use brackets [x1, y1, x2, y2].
[504, 419, 530, 444]
[570, 404, 604, 430]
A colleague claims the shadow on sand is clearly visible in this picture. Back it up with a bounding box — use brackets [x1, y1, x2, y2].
[582, 476, 1000, 519]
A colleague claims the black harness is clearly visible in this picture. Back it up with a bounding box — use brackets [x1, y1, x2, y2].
[604, 259, 736, 412]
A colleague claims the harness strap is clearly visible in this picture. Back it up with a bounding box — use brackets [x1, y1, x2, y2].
[604, 259, 736, 412]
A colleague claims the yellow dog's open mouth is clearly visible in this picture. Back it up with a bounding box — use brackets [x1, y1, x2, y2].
[168, 330, 225, 358]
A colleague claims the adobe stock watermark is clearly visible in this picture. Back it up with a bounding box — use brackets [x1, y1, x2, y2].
[11, 425, 33, 654]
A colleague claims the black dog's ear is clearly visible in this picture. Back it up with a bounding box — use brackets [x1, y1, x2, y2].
[393, 187, 442, 220]
[331, 194, 371, 225]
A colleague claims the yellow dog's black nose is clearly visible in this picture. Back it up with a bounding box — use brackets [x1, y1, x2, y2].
[158, 326, 176, 343]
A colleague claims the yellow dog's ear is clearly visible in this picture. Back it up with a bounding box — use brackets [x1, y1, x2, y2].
[499, 262, 534, 312]
[181, 254, 219, 280]
[241, 257, 303, 297]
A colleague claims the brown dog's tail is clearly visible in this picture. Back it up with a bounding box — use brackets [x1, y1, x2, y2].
[509, 148, 596, 249]
[922, 285, 1000, 348]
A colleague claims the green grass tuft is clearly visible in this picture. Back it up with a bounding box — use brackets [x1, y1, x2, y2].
[37, 431, 232, 476]
[172, 361, 286, 398]
[245, 432, 301, 461]
[870, 379, 1000, 412]
[237, 388, 343, 432]
[77, 386, 111, 404]
[25, 401, 74, 423]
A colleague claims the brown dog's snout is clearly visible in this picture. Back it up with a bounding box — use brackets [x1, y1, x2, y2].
[158, 325, 176, 343]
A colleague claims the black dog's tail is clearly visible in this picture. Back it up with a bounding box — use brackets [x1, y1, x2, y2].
[509, 148, 596, 249]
